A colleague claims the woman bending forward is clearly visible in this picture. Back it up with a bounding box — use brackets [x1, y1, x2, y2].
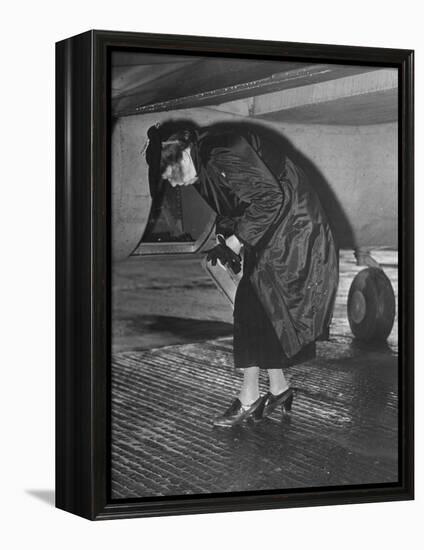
[146, 124, 338, 427]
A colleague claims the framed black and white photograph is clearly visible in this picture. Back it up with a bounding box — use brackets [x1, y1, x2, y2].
[56, 30, 414, 520]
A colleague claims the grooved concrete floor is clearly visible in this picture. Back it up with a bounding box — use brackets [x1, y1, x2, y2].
[111, 250, 398, 499]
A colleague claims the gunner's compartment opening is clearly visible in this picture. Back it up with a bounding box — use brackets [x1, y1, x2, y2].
[133, 183, 216, 255]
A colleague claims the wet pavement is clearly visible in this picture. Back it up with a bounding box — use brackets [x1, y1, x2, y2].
[111, 250, 398, 499]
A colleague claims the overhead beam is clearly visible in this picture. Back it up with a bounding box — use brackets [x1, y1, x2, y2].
[209, 69, 398, 124]
[251, 69, 397, 116]
[114, 64, 374, 117]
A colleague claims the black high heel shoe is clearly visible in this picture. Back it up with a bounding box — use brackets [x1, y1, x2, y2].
[212, 396, 263, 427]
[260, 388, 295, 418]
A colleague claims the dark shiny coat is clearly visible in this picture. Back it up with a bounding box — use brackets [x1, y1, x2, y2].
[192, 128, 339, 359]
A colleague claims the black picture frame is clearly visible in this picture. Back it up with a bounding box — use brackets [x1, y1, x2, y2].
[55, 29, 414, 520]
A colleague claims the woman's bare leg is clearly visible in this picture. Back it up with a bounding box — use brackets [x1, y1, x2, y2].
[238, 367, 260, 405]
[267, 369, 289, 396]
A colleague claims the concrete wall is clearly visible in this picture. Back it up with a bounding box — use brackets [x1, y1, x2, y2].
[112, 108, 397, 260]
[274, 121, 398, 249]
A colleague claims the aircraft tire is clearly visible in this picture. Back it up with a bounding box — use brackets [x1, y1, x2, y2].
[347, 267, 395, 342]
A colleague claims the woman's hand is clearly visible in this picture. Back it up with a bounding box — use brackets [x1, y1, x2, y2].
[206, 235, 242, 274]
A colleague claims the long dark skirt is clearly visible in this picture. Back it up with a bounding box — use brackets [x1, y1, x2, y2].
[233, 261, 316, 370]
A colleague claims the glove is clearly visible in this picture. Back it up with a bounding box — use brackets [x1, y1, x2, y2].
[205, 235, 242, 274]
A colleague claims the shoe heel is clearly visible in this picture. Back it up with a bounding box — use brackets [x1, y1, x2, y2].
[250, 412, 263, 423]
[282, 393, 294, 412]
[250, 401, 265, 423]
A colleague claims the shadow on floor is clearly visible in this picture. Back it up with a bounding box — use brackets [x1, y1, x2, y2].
[147, 315, 232, 337]
[113, 315, 233, 351]
[26, 489, 55, 507]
